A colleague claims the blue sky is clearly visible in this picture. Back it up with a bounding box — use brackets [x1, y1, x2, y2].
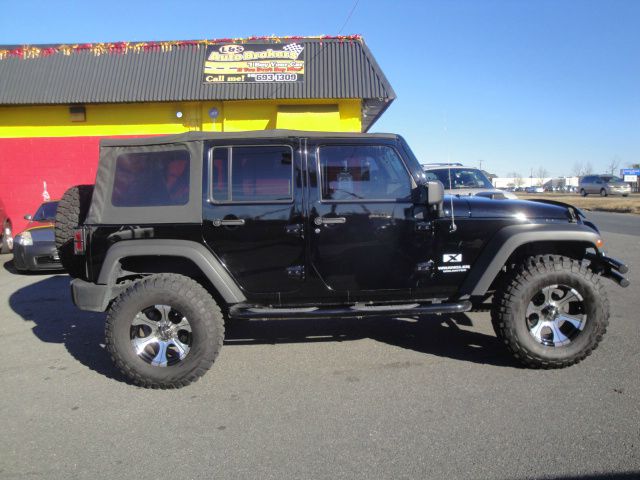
[1, 0, 638, 177]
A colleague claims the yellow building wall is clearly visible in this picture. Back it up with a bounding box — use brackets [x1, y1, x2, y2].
[0, 99, 362, 138]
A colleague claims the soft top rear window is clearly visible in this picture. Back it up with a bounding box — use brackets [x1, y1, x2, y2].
[112, 150, 190, 207]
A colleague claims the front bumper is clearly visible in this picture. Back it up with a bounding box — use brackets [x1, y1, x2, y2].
[609, 188, 631, 195]
[587, 253, 630, 288]
[13, 242, 64, 271]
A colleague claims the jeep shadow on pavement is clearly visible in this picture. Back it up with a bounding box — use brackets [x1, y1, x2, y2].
[53, 130, 629, 388]
[6, 269, 517, 385]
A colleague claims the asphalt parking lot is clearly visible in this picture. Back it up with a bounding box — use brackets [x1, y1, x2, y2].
[1, 212, 638, 480]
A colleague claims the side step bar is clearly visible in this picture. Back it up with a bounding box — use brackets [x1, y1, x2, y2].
[229, 300, 472, 321]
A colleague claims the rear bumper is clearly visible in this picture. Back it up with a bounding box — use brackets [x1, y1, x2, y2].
[70, 278, 113, 312]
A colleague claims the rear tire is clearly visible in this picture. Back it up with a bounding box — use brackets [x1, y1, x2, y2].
[580, 189, 587, 197]
[55, 185, 94, 278]
[1, 221, 13, 254]
[491, 255, 609, 369]
[106, 273, 224, 388]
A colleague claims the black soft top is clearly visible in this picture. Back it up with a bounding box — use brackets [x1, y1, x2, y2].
[99, 130, 399, 147]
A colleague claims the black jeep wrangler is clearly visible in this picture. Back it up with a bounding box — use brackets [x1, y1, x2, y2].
[55, 131, 629, 388]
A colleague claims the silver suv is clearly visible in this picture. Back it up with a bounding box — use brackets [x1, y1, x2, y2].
[579, 175, 631, 197]
[422, 163, 517, 199]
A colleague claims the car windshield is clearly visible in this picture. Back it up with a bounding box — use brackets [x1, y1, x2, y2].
[32, 201, 58, 221]
[424, 168, 493, 189]
[601, 176, 623, 183]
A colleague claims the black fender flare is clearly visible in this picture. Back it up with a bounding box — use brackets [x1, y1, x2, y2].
[98, 239, 246, 304]
[458, 223, 601, 299]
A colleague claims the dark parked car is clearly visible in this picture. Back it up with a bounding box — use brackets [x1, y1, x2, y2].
[0, 197, 13, 254]
[55, 131, 628, 388]
[13, 201, 63, 272]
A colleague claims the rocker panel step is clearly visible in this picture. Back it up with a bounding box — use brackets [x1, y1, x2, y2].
[228, 301, 472, 320]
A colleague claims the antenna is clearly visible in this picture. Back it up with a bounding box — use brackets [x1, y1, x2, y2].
[443, 112, 457, 232]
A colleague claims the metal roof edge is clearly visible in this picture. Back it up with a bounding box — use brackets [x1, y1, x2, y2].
[99, 129, 400, 147]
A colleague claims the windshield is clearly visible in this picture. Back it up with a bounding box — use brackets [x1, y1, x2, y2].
[32, 201, 58, 221]
[601, 176, 623, 183]
[424, 168, 493, 189]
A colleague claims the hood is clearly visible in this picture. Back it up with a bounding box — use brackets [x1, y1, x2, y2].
[445, 188, 518, 200]
[22, 222, 55, 242]
[463, 196, 572, 220]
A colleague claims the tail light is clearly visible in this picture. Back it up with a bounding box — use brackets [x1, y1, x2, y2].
[73, 228, 85, 254]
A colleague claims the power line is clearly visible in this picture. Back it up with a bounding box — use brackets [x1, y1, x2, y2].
[338, 0, 361, 35]
[268, 0, 362, 99]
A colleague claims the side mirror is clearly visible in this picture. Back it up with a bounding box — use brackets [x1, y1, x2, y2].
[24, 214, 32, 221]
[426, 180, 444, 207]
[413, 181, 444, 215]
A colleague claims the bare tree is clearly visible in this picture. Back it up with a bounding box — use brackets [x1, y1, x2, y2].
[583, 162, 593, 175]
[572, 162, 583, 177]
[514, 173, 524, 187]
[606, 155, 621, 175]
[535, 167, 549, 186]
[506, 171, 522, 189]
[572, 161, 594, 177]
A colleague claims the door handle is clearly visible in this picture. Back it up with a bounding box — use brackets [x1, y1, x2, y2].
[315, 216, 347, 225]
[213, 218, 245, 227]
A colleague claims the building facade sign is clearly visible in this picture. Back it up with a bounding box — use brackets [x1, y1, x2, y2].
[203, 43, 305, 84]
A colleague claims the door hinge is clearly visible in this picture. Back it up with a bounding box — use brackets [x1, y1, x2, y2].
[286, 265, 305, 280]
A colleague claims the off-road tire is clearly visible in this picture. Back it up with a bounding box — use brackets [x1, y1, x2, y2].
[55, 184, 94, 278]
[105, 273, 224, 388]
[1, 221, 13, 254]
[491, 255, 609, 369]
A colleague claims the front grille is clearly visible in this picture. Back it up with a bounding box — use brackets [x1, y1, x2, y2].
[35, 255, 61, 266]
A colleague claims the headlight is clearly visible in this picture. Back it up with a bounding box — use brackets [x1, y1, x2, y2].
[16, 231, 33, 246]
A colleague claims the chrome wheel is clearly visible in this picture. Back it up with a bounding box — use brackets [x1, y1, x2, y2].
[525, 284, 586, 347]
[130, 304, 192, 367]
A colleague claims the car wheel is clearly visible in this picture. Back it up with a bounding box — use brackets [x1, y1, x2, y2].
[580, 189, 587, 197]
[491, 255, 609, 369]
[622, 194, 629, 197]
[600, 189, 607, 197]
[55, 185, 94, 278]
[106, 273, 224, 388]
[1, 221, 13, 254]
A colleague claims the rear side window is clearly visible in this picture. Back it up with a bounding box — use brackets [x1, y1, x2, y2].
[112, 150, 190, 207]
[318, 145, 411, 201]
[210, 146, 293, 203]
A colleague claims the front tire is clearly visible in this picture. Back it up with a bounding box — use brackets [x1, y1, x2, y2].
[600, 189, 608, 197]
[580, 189, 587, 197]
[106, 273, 224, 388]
[491, 255, 609, 368]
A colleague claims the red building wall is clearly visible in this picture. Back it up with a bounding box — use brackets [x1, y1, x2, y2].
[1, 136, 105, 233]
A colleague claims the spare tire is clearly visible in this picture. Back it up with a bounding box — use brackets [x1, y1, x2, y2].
[55, 185, 94, 278]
